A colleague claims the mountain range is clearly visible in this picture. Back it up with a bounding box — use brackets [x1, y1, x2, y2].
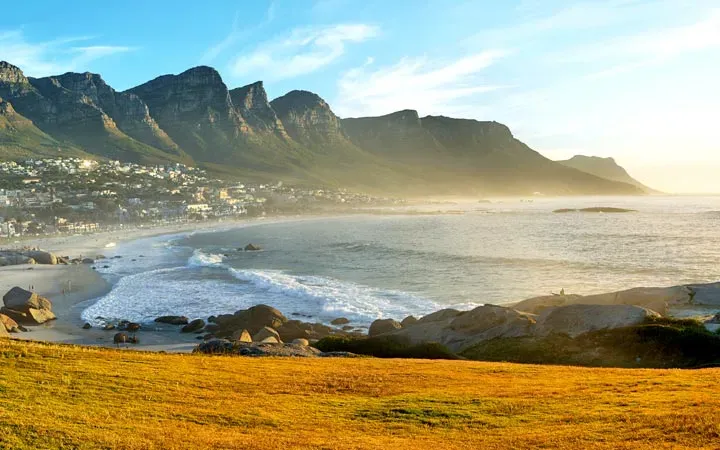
[0, 61, 652, 195]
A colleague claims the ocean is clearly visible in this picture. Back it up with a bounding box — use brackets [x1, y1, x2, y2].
[81, 196, 720, 327]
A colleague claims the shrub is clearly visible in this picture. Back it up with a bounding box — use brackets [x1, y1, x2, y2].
[314, 335, 459, 360]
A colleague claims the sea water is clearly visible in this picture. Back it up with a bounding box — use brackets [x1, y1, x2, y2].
[81, 196, 720, 326]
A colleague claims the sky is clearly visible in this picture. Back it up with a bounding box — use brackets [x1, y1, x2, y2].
[1, 0, 719, 193]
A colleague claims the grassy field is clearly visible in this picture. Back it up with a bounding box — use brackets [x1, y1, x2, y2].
[1, 338, 719, 449]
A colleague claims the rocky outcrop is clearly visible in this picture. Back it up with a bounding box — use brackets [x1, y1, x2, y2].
[534, 304, 660, 337]
[181, 318, 205, 333]
[385, 305, 537, 351]
[0, 62, 180, 163]
[0, 252, 36, 266]
[49, 72, 182, 155]
[230, 81, 289, 139]
[1, 287, 55, 325]
[195, 340, 323, 357]
[127, 66, 249, 162]
[253, 326, 282, 343]
[23, 250, 58, 265]
[513, 286, 694, 315]
[368, 319, 402, 337]
[0, 313, 20, 333]
[154, 315, 189, 325]
[207, 304, 287, 338]
[270, 90, 347, 147]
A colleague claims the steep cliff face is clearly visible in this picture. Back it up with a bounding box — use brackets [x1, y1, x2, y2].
[50, 72, 181, 154]
[230, 81, 289, 140]
[127, 66, 249, 162]
[342, 110, 445, 163]
[0, 62, 183, 163]
[270, 90, 347, 147]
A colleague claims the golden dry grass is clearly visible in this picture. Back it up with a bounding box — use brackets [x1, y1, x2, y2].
[1, 338, 719, 449]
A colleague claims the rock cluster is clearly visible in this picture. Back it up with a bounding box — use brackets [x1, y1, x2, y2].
[1, 286, 55, 326]
[369, 302, 662, 352]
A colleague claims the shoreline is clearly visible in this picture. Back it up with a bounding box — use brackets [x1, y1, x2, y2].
[1, 215, 339, 352]
[3, 210, 720, 353]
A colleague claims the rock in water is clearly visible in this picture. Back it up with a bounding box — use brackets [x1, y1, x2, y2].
[330, 317, 350, 325]
[154, 315, 189, 325]
[113, 332, 129, 346]
[82, 322, 92, 329]
[368, 319, 402, 337]
[244, 243, 261, 251]
[181, 319, 205, 333]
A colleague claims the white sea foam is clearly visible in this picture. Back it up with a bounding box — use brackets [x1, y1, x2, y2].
[187, 249, 225, 267]
[82, 249, 463, 327]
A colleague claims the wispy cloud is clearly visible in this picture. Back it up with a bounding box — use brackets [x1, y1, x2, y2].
[580, 9, 720, 78]
[229, 24, 379, 81]
[0, 30, 132, 76]
[200, 2, 277, 64]
[334, 51, 509, 118]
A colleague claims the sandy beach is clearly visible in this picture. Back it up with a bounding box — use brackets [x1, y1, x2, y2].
[0, 218, 271, 352]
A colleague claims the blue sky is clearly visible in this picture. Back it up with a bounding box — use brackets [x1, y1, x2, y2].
[2, 0, 720, 192]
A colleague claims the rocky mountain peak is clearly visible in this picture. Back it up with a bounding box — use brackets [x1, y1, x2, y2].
[0, 61, 28, 85]
[270, 90, 345, 146]
[229, 81, 288, 138]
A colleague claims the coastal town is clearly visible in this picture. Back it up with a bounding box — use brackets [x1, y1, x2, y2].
[0, 157, 402, 239]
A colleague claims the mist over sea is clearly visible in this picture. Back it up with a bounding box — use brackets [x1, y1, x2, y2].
[82, 196, 720, 326]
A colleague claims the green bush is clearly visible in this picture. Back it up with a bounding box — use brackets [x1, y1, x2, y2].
[315, 335, 459, 360]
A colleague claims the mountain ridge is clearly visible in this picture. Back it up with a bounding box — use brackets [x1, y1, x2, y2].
[558, 155, 658, 194]
[0, 61, 643, 196]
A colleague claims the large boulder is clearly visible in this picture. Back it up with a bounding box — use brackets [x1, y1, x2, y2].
[0, 253, 36, 266]
[513, 286, 694, 315]
[232, 329, 253, 343]
[535, 304, 660, 337]
[418, 309, 462, 324]
[0, 313, 20, 332]
[253, 326, 282, 343]
[276, 320, 331, 341]
[23, 250, 58, 265]
[181, 319, 205, 333]
[3, 287, 52, 311]
[212, 304, 287, 337]
[330, 317, 350, 325]
[154, 315, 189, 325]
[387, 305, 536, 352]
[400, 316, 419, 327]
[368, 319, 402, 337]
[0, 306, 56, 325]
